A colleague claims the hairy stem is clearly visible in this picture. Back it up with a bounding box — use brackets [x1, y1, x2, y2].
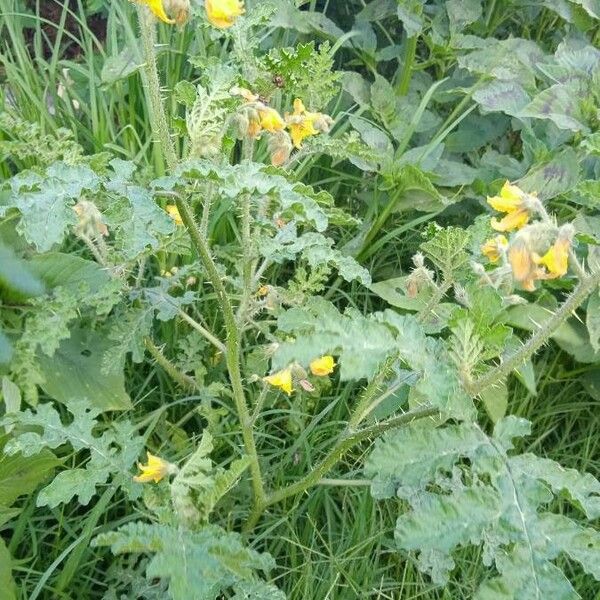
[469, 271, 600, 396]
[417, 277, 453, 324]
[174, 196, 266, 506]
[178, 309, 226, 353]
[137, 7, 177, 172]
[244, 406, 438, 530]
[144, 337, 199, 391]
[136, 9, 265, 508]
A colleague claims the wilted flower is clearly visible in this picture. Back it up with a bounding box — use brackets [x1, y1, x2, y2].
[166, 205, 183, 226]
[246, 118, 262, 139]
[230, 86, 260, 102]
[134, 452, 173, 483]
[268, 130, 293, 166]
[481, 235, 508, 263]
[164, 0, 191, 25]
[73, 200, 108, 238]
[508, 237, 545, 292]
[309, 355, 336, 377]
[264, 367, 293, 395]
[205, 0, 244, 29]
[488, 181, 531, 232]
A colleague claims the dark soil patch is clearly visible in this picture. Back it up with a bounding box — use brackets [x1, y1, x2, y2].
[24, 0, 106, 59]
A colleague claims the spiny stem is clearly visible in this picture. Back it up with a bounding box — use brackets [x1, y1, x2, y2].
[417, 277, 453, 324]
[144, 337, 199, 391]
[136, 8, 265, 508]
[469, 271, 600, 396]
[175, 195, 266, 506]
[244, 406, 438, 531]
[178, 309, 226, 353]
[137, 6, 177, 172]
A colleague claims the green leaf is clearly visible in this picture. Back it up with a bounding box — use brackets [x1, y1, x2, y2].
[29, 252, 111, 295]
[479, 380, 508, 423]
[446, 0, 482, 34]
[0, 331, 13, 366]
[472, 80, 531, 116]
[173, 160, 329, 233]
[520, 80, 590, 132]
[421, 226, 471, 275]
[232, 581, 286, 600]
[2, 402, 143, 507]
[0, 434, 59, 506]
[274, 298, 474, 419]
[93, 522, 278, 600]
[0, 538, 16, 600]
[0, 242, 45, 300]
[385, 165, 447, 213]
[396, 0, 425, 37]
[101, 44, 142, 85]
[510, 454, 600, 519]
[518, 148, 580, 201]
[7, 163, 100, 251]
[586, 289, 600, 352]
[505, 303, 600, 363]
[365, 417, 600, 596]
[171, 431, 250, 525]
[37, 327, 132, 412]
[1, 377, 21, 415]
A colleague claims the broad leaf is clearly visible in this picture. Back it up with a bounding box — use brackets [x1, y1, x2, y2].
[94, 523, 279, 600]
[37, 327, 132, 412]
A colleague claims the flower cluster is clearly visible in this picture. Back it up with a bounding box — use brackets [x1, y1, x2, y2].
[481, 182, 573, 291]
[231, 88, 333, 166]
[134, 0, 243, 28]
[264, 356, 336, 395]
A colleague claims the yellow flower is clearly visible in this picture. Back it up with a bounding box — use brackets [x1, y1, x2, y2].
[491, 209, 529, 232]
[487, 181, 526, 213]
[166, 205, 183, 226]
[205, 0, 244, 29]
[134, 452, 171, 483]
[481, 235, 508, 263]
[134, 0, 175, 24]
[259, 107, 285, 132]
[264, 367, 293, 395]
[536, 238, 570, 278]
[286, 99, 320, 148]
[310, 355, 336, 377]
[487, 181, 531, 232]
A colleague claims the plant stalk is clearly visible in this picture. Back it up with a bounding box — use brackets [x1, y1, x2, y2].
[137, 6, 177, 172]
[469, 271, 600, 396]
[244, 405, 437, 530]
[144, 337, 199, 391]
[136, 9, 265, 507]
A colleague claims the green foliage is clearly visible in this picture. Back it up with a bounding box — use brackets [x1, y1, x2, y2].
[2, 0, 600, 598]
[365, 416, 600, 597]
[1, 401, 143, 507]
[94, 523, 279, 600]
[171, 431, 250, 526]
[273, 297, 474, 419]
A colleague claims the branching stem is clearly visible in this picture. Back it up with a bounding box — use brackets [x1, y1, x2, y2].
[137, 10, 265, 508]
